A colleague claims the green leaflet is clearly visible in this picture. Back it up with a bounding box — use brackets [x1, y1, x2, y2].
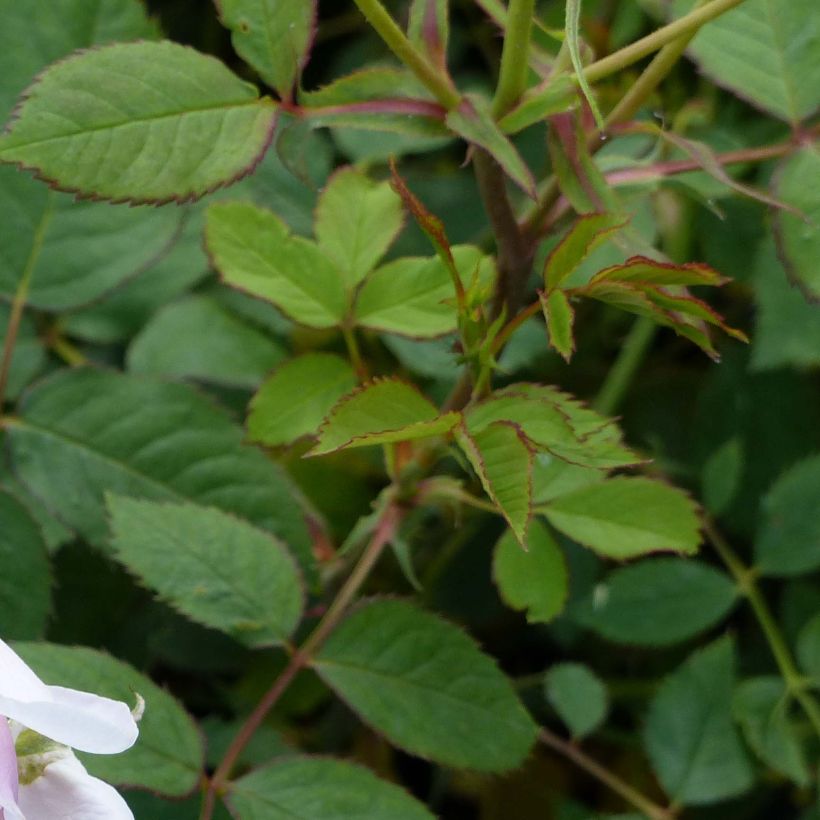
[6, 368, 316, 583]
[733, 677, 811, 786]
[229, 757, 435, 820]
[457, 421, 533, 546]
[544, 663, 608, 740]
[493, 520, 568, 623]
[541, 477, 701, 559]
[107, 496, 304, 648]
[446, 95, 537, 197]
[0, 491, 51, 640]
[673, 0, 820, 124]
[315, 167, 404, 288]
[309, 379, 459, 456]
[572, 558, 738, 646]
[0, 303, 45, 401]
[773, 147, 820, 300]
[498, 74, 577, 134]
[0, 0, 159, 122]
[541, 289, 575, 362]
[248, 353, 358, 447]
[797, 613, 820, 683]
[0, 165, 181, 311]
[565, 0, 604, 128]
[127, 294, 286, 389]
[544, 213, 628, 291]
[14, 642, 204, 797]
[355, 246, 495, 337]
[313, 599, 538, 771]
[0, 41, 277, 203]
[755, 454, 820, 576]
[215, 0, 316, 99]
[644, 638, 753, 805]
[205, 201, 347, 328]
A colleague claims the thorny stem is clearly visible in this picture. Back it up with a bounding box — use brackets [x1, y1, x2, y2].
[492, 0, 537, 117]
[200, 503, 402, 820]
[538, 728, 677, 820]
[704, 520, 820, 739]
[351, 0, 461, 109]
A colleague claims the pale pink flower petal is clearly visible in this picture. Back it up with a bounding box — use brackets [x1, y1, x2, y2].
[0, 720, 23, 820]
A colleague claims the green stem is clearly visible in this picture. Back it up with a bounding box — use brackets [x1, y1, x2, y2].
[583, 0, 748, 84]
[593, 317, 657, 416]
[492, 0, 536, 117]
[538, 728, 676, 820]
[351, 0, 461, 108]
[705, 520, 820, 739]
[342, 323, 369, 382]
[201, 503, 402, 820]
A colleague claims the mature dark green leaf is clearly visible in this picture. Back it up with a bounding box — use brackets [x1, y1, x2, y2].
[544, 663, 608, 740]
[457, 421, 534, 545]
[0, 0, 159, 122]
[0, 166, 180, 311]
[797, 613, 820, 683]
[309, 379, 459, 456]
[0, 491, 50, 640]
[773, 147, 820, 300]
[0, 303, 45, 400]
[756, 455, 820, 576]
[542, 478, 701, 559]
[315, 167, 404, 288]
[313, 599, 538, 771]
[446, 95, 536, 196]
[248, 354, 358, 447]
[229, 757, 435, 819]
[0, 42, 277, 203]
[733, 677, 810, 786]
[215, 0, 316, 99]
[674, 0, 820, 124]
[206, 201, 347, 328]
[644, 638, 753, 805]
[355, 247, 494, 337]
[701, 437, 744, 516]
[127, 295, 286, 388]
[107, 496, 304, 647]
[493, 520, 568, 623]
[573, 558, 737, 646]
[15, 643, 204, 797]
[6, 369, 315, 580]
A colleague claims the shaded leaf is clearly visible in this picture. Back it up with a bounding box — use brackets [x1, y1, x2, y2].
[644, 638, 753, 805]
[15, 642, 204, 797]
[498, 75, 577, 134]
[0, 491, 50, 640]
[573, 558, 737, 646]
[107, 496, 303, 647]
[0, 41, 277, 203]
[248, 354, 357, 448]
[229, 757, 435, 819]
[206, 201, 347, 328]
[315, 167, 404, 288]
[127, 295, 286, 388]
[0, 303, 45, 400]
[756, 455, 820, 576]
[313, 599, 538, 771]
[544, 663, 608, 739]
[309, 379, 459, 456]
[542, 478, 701, 559]
[215, 0, 316, 99]
[797, 613, 820, 683]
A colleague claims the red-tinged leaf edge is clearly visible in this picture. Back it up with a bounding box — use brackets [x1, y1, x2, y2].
[306, 377, 460, 457]
[410, 0, 449, 71]
[590, 255, 730, 287]
[539, 289, 576, 363]
[0, 42, 279, 206]
[456, 419, 534, 547]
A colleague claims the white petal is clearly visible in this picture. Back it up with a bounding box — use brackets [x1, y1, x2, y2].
[0, 642, 51, 706]
[0, 721, 24, 820]
[17, 755, 133, 820]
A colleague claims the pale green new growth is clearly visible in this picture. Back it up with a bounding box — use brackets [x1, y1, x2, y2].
[0, 41, 277, 203]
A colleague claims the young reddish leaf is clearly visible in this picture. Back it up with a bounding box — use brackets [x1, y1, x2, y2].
[456, 420, 534, 545]
[215, 0, 317, 101]
[308, 379, 460, 457]
[446, 95, 537, 198]
[590, 256, 729, 287]
[408, 0, 450, 71]
[544, 213, 628, 290]
[541, 290, 576, 362]
[0, 41, 278, 204]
